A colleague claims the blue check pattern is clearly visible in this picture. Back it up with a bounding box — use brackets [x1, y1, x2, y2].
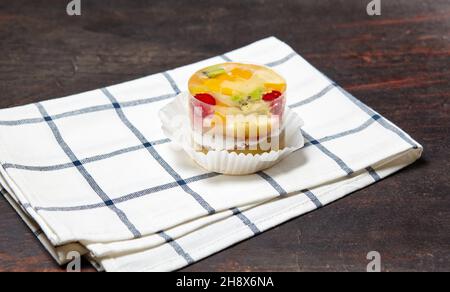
[0, 48, 418, 265]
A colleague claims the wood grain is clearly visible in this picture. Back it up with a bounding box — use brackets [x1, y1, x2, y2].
[0, 0, 449, 272]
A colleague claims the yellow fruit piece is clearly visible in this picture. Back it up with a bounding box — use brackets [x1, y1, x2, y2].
[189, 84, 209, 94]
[264, 83, 285, 92]
[221, 87, 234, 96]
[217, 73, 236, 82]
[204, 79, 222, 92]
[231, 68, 253, 80]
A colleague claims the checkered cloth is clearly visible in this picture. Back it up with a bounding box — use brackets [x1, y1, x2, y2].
[0, 37, 422, 272]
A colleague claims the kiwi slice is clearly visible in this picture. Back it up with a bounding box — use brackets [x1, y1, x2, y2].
[249, 88, 264, 101]
[202, 66, 226, 78]
[231, 94, 244, 102]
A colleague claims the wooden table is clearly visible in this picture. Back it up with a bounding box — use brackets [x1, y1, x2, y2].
[0, 0, 449, 272]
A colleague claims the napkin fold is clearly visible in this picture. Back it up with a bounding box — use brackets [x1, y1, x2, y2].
[0, 37, 422, 271]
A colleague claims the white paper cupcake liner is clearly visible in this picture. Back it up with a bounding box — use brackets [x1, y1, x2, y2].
[159, 92, 305, 175]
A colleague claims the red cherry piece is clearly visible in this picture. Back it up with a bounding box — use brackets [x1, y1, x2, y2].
[192, 93, 216, 118]
[262, 90, 282, 101]
[194, 93, 216, 105]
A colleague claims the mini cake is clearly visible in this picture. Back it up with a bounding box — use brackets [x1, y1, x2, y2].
[188, 63, 287, 154]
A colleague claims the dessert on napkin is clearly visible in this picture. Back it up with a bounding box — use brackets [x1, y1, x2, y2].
[0, 37, 422, 271]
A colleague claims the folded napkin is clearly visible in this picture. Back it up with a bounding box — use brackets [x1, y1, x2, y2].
[0, 37, 422, 272]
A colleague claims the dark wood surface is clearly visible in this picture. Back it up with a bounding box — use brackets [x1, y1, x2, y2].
[0, 0, 449, 272]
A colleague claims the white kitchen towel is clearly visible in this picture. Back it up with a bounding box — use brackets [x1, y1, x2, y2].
[0, 37, 422, 271]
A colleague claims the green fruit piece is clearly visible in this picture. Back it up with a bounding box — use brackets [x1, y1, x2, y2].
[202, 66, 226, 78]
[231, 95, 242, 102]
[249, 88, 264, 101]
